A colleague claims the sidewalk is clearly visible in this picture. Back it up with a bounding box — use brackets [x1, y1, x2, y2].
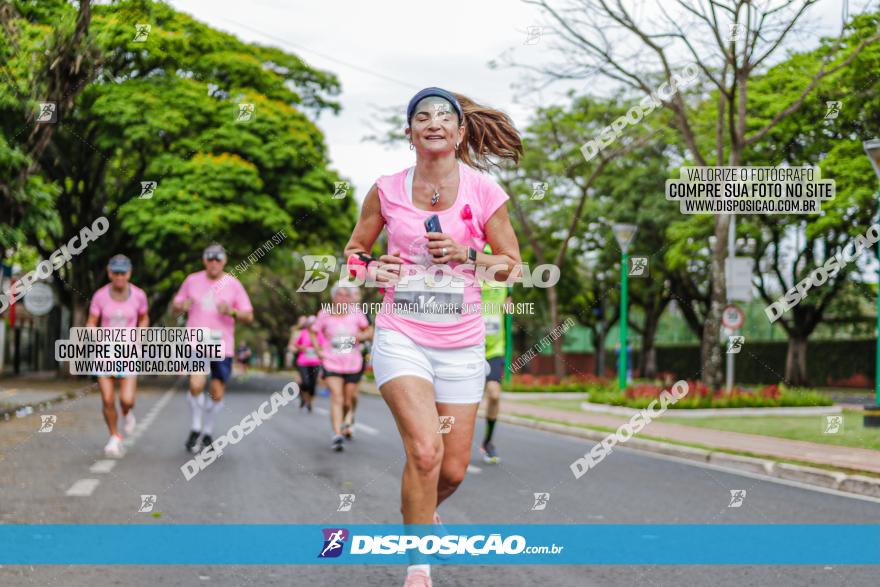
[0, 373, 94, 419]
[503, 400, 880, 475]
[0, 373, 173, 420]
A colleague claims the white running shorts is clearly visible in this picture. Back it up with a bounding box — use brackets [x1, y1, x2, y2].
[371, 327, 489, 404]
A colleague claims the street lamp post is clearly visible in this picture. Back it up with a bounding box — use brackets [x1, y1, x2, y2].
[863, 139, 880, 426]
[613, 223, 638, 390]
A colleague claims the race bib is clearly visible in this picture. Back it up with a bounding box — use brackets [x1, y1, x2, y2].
[484, 314, 502, 335]
[392, 272, 464, 323]
[304, 347, 318, 358]
[331, 336, 356, 354]
[108, 310, 129, 328]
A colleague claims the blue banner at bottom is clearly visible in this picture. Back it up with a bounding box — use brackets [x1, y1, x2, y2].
[1, 525, 879, 565]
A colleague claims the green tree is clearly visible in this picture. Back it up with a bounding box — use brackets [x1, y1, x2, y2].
[0, 0, 99, 251]
[516, 0, 879, 389]
[4, 0, 351, 334]
[739, 15, 880, 384]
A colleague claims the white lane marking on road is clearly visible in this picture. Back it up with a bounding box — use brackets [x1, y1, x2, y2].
[353, 422, 379, 436]
[311, 407, 378, 435]
[89, 460, 117, 474]
[466, 465, 482, 474]
[66, 479, 100, 496]
[124, 387, 176, 450]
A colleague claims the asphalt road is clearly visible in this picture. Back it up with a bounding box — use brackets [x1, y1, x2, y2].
[1, 372, 878, 586]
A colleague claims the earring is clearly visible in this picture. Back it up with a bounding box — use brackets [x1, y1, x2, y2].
[455, 142, 460, 150]
[409, 142, 414, 150]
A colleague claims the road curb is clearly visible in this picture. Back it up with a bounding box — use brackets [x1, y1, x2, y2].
[0, 387, 96, 422]
[774, 462, 847, 489]
[498, 412, 880, 500]
[839, 475, 880, 498]
[579, 401, 842, 418]
[708, 452, 775, 476]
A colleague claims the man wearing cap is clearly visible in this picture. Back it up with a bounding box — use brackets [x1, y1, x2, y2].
[86, 254, 149, 457]
[173, 244, 254, 453]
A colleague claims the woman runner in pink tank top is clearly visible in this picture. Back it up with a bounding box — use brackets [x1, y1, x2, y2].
[86, 254, 149, 458]
[343, 87, 522, 587]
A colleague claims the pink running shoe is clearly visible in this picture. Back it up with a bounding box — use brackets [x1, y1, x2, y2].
[403, 570, 432, 587]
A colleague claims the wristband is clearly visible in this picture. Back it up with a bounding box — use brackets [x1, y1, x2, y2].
[347, 252, 375, 277]
[347, 252, 385, 294]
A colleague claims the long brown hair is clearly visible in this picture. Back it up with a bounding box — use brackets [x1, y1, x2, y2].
[452, 93, 523, 172]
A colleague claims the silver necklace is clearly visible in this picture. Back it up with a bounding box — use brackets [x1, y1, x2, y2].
[418, 169, 456, 207]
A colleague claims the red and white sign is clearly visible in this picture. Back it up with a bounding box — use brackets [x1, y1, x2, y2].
[722, 304, 745, 330]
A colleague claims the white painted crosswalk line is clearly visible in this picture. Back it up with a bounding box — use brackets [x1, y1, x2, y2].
[66, 479, 100, 496]
[89, 460, 116, 474]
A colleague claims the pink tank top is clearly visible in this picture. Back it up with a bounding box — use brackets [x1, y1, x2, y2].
[375, 162, 510, 348]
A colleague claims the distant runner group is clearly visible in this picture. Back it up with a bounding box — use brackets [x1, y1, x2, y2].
[86, 243, 511, 461]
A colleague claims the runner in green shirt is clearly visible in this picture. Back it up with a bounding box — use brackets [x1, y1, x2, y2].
[481, 244, 508, 464]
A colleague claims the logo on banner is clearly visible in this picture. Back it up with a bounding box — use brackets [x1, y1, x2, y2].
[319, 528, 349, 558]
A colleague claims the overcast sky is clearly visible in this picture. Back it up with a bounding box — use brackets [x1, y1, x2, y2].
[167, 0, 862, 204]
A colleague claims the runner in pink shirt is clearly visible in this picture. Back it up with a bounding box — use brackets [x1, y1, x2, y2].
[288, 315, 325, 413]
[86, 254, 149, 457]
[172, 244, 254, 454]
[342, 88, 523, 586]
[313, 285, 371, 451]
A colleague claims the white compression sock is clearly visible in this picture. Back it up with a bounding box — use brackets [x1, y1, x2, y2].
[407, 565, 430, 577]
[202, 397, 224, 436]
[187, 393, 203, 432]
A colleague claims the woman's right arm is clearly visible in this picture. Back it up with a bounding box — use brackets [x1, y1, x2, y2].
[344, 184, 384, 257]
[344, 184, 403, 286]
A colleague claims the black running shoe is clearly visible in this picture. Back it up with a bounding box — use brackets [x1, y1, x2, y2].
[332, 434, 344, 452]
[200, 434, 214, 453]
[185, 430, 200, 453]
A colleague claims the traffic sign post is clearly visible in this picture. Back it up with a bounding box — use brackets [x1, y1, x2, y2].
[723, 302, 745, 392]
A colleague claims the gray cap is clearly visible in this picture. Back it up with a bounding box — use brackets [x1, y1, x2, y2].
[108, 255, 132, 273]
[203, 243, 226, 260]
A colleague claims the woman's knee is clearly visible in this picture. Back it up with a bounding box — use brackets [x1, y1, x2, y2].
[407, 438, 443, 475]
[440, 460, 468, 488]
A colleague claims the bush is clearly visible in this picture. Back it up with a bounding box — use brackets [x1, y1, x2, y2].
[587, 380, 832, 409]
[503, 373, 611, 394]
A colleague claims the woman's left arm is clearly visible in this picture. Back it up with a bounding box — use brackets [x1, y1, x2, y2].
[426, 203, 521, 281]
